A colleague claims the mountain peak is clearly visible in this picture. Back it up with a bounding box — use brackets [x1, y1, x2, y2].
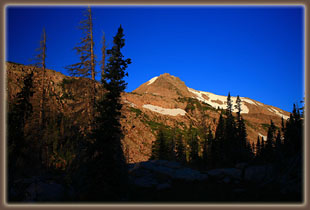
[133, 73, 192, 98]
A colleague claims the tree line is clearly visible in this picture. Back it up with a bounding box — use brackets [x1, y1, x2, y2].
[8, 6, 130, 201]
[151, 93, 303, 170]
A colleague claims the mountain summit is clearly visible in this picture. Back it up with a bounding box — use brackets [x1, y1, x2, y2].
[133, 73, 192, 98]
[133, 73, 289, 118]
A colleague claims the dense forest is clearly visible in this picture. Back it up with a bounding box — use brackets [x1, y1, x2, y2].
[7, 7, 303, 203]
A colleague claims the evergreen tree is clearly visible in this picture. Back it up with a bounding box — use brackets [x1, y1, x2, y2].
[101, 32, 106, 81]
[235, 95, 247, 149]
[235, 95, 242, 120]
[175, 133, 186, 163]
[151, 128, 167, 160]
[261, 136, 265, 151]
[256, 136, 261, 156]
[275, 130, 282, 149]
[168, 130, 176, 161]
[202, 128, 213, 168]
[266, 120, 276, 150]
[215, 114, 225, 142]
[214, 114, 225, 167]
[263, 120, 276, 161]
[226, 92, 233, 116]
[284, 104, 303, 154]
[189, 129, 199, 166]
[86, 25, 131, 201]
[224, 92, 238, 166]
[8, 71, 34, 183]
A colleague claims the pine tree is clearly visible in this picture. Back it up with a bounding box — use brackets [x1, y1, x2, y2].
[101, 32, 106, 81]
[8, 71, 34, 183]
[202, 128, 213, 168]
[266, 120, 276, 150]
[66, 6, 96, 130]
[226, 92, 233, 116]
[151, 128, 167, 160]
[261, 136, 265, 151]
[215, 114, 225, 142]
[87, 25, 131, 201]
[284, 104, 303, 154]
[275, 130, 281, 149]
[176, 133, 186, 163]
[256, 136, 261, 156]
[189, 129, 199, 166]
[235, 95, 242, 120]
[224, 92, 238, 166]
[214, 114, 225, 167]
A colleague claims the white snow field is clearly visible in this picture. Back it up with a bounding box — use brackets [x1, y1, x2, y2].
[188, 87, 290, 119]
[142, 104, 186, 116]
[147, 76, 158, 85]
[187, 88, 250, 114]
[258, 133, 267, 141]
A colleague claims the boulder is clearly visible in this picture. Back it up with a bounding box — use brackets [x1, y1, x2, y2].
[129, 160, 208, 190]
[207, 168, 241, 180]
[10, 176, 68, 202]
[174, 168, 208, 181]
[244, 165, 275, 183]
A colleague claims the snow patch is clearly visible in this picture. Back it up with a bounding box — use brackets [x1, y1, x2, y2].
[142, 104, 186, 116]
[258, 133, 267, 141]
[124, 100, 136, 107]
[147, 76, 158, 85]
[187, 88, 249, 114]
[242, 98, 256, 105]
[267, 107, 289, 120]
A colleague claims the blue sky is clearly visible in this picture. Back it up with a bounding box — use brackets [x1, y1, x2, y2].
[6, 5, 304, 112]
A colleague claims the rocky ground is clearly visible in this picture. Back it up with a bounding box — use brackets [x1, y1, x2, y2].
[9, 157, 302, 203]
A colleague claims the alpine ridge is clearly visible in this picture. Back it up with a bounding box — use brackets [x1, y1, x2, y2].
[7, 63, 290, 163]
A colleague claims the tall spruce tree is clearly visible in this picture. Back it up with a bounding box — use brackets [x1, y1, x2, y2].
[235, 95, 247, 149]
[176, 133, 186, 163]
[256, 136, 261, 156]
[189, 129, 199, 166]
[224, 92, 238, 166]
[266, 120, 276, 150]
[8, 71, 34, 183]
[88, 25, 131, 201]
[101, 32, 106, 80]
[214, 114, 225, 167]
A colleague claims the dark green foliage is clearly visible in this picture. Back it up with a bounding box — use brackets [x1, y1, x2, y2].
[151, 128, 169, 160]
[8, 71, 34, 183]
[210, 93, 254, 168]
[226, 92, 233, 116]
[129, 107, 142, 117]
[256, 136, 261, 156]
[188, 127, 199, 165]
[202, 128, 213, 169]
[255, 104, 303, 165]
[283, 104, 303, 154]
[275, 130, 281, 149]
[266, 120, 276, 150]
[175, 133, 186, 163]
[83, 25, 131, 201]
[179, 97, 215, 112]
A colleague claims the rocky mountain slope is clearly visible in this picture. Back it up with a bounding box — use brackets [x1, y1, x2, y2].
[6, 62, 290, 163]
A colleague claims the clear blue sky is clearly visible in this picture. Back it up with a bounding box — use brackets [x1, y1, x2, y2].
[6, 5, 304, 112]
